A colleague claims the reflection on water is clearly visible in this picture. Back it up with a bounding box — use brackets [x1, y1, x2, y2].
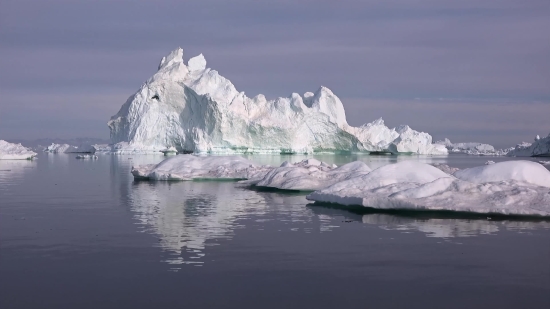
[127, 181, 337, 268]
[362, 214, 550, 238]
[0, 160, 36, 192]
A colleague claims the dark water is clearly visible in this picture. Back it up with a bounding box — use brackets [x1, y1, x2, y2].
[1, 153, 549, 309]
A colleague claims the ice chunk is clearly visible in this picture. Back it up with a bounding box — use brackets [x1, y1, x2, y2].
[187, 54, 206, 72]
[0, 140, 37, 160]
[44, 143, 95, 153]
[307, 161, 550, 216]
[131, 155, 271, 181]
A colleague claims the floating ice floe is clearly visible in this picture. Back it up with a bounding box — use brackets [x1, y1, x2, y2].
[507, 133, 550, 157]
[242, 159, 372, 191]
[306, 160, 550, 216]
[0, 140, 37, 160]
[131, 155, 272, 180]
[44, 143, 95, 153]
[108, 48, 447, 155]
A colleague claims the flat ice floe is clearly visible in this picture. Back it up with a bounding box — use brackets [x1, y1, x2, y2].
[307, 161, 550, 216]
[131, 155, 272, 180]
[0, 140, 37, 160]
[242, 159, 372, 191]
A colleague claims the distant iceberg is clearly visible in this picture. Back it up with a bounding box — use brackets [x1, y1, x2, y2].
[507, 133, 550, 157]
[44, 143, 95, 153]
[108, 48, 447, 155]
[435, 138, 511, 156]
[437, 132, 550, 157]
[0, 140, 37, 160]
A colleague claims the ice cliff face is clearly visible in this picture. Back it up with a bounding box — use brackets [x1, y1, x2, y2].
[108, 48, 447, 155]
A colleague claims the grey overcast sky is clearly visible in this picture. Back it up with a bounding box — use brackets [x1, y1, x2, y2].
[0, 0, 548, 148]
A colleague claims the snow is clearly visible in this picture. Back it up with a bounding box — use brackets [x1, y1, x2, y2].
[108, 48, 447, 155]
[454, 161, 550, 188]
[307, 160, 550, 216]
[242, 159, 372, 191]
[507, 133, 550, 157]
[131, 155, 271, 181]
[0, 140, 37, 160]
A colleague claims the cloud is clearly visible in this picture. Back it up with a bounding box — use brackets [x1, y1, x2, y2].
[0, 0, 548, 143]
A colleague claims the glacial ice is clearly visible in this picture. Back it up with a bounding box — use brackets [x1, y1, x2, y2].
[306, 161, 550, 216]
[507, 133, 550, 157]
[0, 140, 37, 160]
[108, 48, 447, 155]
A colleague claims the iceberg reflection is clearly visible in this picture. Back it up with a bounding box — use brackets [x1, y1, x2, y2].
[127, 181, 321, 267]
[361, 214, 550, 238]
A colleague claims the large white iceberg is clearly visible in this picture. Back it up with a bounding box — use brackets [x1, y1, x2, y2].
[307, 161, 550, 216]
[0, 140, 37, 160]
[108, 48, 447, 155]
[507, 133, 550, 157]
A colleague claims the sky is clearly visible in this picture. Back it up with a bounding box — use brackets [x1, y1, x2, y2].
[0, 0, 548, 148]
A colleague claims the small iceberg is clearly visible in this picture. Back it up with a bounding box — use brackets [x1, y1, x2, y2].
[0, 140, 37, 160]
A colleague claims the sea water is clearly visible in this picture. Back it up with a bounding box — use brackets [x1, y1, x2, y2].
[1, 153, 549, 309]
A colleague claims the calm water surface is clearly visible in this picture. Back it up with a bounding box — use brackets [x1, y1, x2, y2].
[1, 153, 549, 309]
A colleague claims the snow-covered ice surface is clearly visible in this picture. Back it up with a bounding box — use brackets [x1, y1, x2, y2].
[0, 140, 37, 160]
[131, 155, 272, 181]
[307, 161, 550, 216]
[507, 133, 550, 157]
[242, 159, 371, 191]
[108, 48, 447, 155]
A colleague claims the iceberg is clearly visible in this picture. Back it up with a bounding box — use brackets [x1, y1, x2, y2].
[108, 48, 447, 155]
[436, 138, 510, 156]
[0, 140, 37, 160]
[44, 143, 95, 153]
[307, 161, 550, 216]
[507, 133, 550, 157]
